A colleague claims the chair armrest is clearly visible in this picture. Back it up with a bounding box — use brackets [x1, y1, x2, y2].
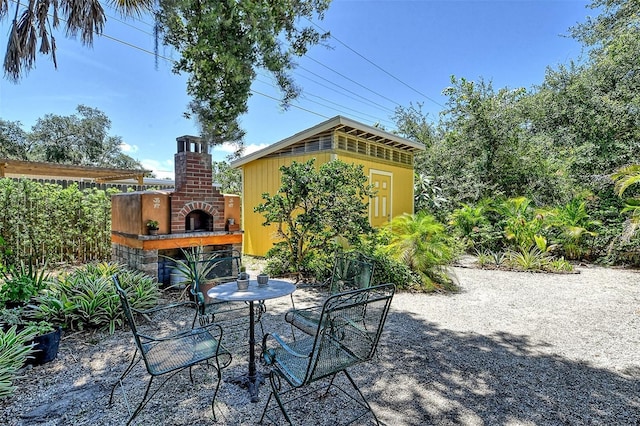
[262, 333, 310, 364]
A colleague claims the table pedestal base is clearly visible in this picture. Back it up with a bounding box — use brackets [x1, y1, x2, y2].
[227, 372, 265, 402]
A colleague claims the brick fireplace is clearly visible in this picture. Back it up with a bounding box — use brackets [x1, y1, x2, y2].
[111, 136, 242, 283]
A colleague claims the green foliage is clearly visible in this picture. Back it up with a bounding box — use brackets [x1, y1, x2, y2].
[2, 0, 151, 80]
[0, 261, 51, 306]
[212, 161, 242, 194]
[367, 248, 418, 291]
[414, 173, 447, 219]
[33, 263, 160, 334]
[155, 0, 331, 142]
[0, 326, 37, 398]
[379, 212, 458, 292]
[0, 106, 143, 168]
[542, 197, 600, 260]
[161, 246, 224, 291]
[0, 179, 116, 264]
[505, 246, 547, 272]
[448, 199, 502, 252]
[475, 249, 506, 269]
[256, 159, 375, 278]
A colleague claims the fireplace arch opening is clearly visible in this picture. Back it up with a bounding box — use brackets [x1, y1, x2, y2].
[185, 210, 213, 232]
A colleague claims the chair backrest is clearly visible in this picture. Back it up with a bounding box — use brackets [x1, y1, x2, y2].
[329, 252, 375, 293]
[304, 283, 394, 385]
[112, 275, 145, 354]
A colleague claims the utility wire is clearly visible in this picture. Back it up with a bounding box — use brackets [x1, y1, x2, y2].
[306, 17, 445, 108]
[7, 0, 400, 126]
[298, 64, 395, 114]
[304, 54, 402, 107]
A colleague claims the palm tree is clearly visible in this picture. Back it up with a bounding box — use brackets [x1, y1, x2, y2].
[382, 212, 458, 292]
[612, 164, 640, 239]
[2, 0, 153, 81]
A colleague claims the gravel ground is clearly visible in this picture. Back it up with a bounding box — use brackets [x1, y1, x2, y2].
[1, 262, 639, 425]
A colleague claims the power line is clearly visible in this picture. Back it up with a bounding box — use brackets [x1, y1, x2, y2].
[6, 0, 400, 128]
[304, 54, 402, 108]
[306, 17, 445, 108]
[298, 64, 396, 114]
[250, 89, 330, 119]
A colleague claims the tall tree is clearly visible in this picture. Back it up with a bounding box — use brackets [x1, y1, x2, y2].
[154, 0, 331, 142]
[3, 105, 143, 168]
[0, 119, 30, 159]
[1, 0, 153, 80]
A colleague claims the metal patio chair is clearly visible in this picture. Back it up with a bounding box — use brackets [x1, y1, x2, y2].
[285, 251, 375, 337]
[109, 275, 232, 425]
[260, 283, 395, 425]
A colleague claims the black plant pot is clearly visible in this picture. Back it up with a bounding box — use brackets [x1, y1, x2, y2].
[25, 327, 62, 366]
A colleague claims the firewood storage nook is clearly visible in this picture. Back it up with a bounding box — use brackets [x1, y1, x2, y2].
[111, 136, 242, 284]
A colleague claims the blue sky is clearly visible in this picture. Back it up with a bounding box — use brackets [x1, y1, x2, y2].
[0, 0, 591, 179]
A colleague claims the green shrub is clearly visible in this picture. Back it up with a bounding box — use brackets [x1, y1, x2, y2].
[379, 212, 459, 292]
[33, 263, 160, 334]
[0, 261, 51, 307]
[0, 326, 37, 398]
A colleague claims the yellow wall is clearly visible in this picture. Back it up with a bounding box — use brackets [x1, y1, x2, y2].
[241, 151, 414, 257]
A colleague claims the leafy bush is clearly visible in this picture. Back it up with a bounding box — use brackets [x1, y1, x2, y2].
[378, 212, 459, 292]
[255, 159, 374, 278]
[0, 326, 36, 398]
[0, 179, 116, 265]
[33, 263, 160, 334]
[0, 261, 52, 307]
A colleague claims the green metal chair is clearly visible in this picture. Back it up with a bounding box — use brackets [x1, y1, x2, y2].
[285, 251, 375, 337]
[261, 283, 395, 425]
[109, 275, 232, 425]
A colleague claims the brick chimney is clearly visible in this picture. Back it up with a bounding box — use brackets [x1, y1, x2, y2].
[170, 135, 225, 233]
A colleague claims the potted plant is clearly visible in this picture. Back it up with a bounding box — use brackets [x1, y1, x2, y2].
[237, 266, 250, 291]
[257, 272, 269, 287]
[146, 220, 159, 235]
[0, 308, 62, 366]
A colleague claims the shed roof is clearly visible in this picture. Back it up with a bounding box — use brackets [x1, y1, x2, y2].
[0, 159, 150, 184]
[231, 115, 424, 168]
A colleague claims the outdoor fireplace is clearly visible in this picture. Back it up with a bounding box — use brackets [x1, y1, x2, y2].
[111, 136, 242, 283]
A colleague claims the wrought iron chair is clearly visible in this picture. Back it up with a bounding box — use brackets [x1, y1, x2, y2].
[189, 249, 265, 354]
[285, 251, 375, 337]
[261, 283, 395, 425]
[109, 275, 232, 425]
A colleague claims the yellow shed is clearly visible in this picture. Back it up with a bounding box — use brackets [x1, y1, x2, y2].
[231, 115, 425, 256]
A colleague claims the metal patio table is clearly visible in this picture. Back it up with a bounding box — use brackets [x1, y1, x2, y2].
[207, 279, 296, 402]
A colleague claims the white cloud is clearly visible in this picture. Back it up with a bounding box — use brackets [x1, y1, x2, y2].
[141, 158, 175, 180]
[211, 142, 269, 161]
[244, 143, 269, 155]
[120, 142, 138, 153]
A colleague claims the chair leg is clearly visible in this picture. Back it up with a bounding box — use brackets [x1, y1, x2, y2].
[341, 370, 380, 426]
[210, 363, 222, 422]
[109, 350, 141, 406]
[260, 372, 294, 425]
[126, 376, 155, 425]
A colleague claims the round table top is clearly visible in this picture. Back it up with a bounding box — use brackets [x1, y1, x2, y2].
[206, 279, 296, 302]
